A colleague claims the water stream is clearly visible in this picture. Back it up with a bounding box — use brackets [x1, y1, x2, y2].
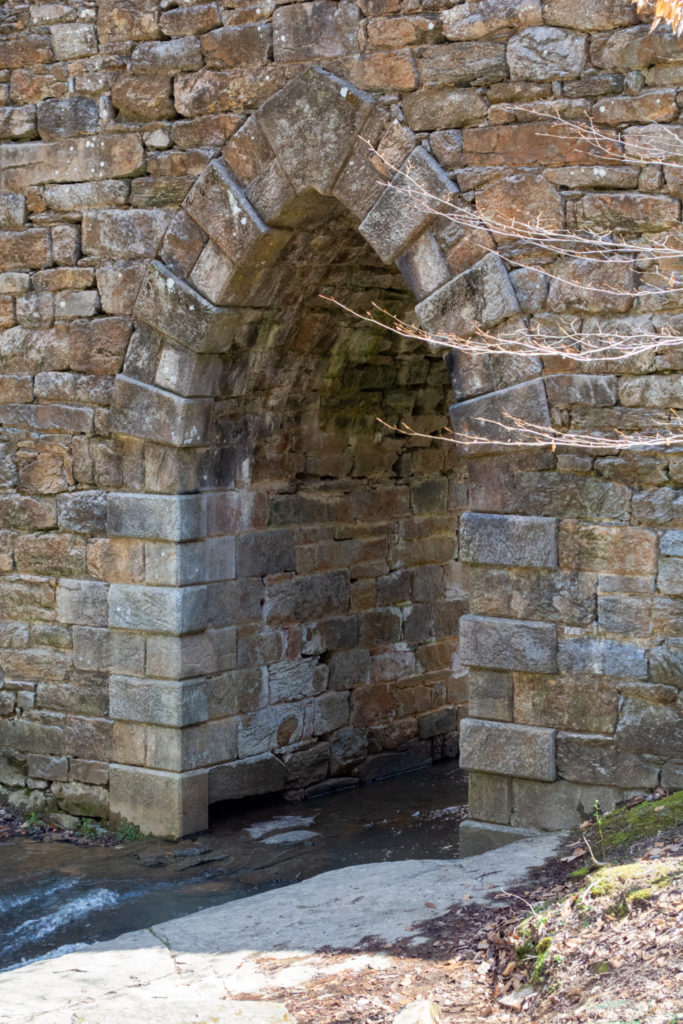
[0, 760, 467, 972]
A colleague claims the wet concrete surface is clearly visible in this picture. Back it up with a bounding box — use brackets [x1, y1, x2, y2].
[0, 760, 468, 971]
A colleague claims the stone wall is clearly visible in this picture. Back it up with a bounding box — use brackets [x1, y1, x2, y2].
[0, 0, 681, 840]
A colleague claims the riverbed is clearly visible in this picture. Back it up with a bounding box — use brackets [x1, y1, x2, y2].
[0, 760, 468, 972]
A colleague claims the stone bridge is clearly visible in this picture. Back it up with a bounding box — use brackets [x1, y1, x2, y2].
[0, 0, 681, 846]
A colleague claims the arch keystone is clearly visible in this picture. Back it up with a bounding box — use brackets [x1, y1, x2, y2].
[256, 66, 376, 194]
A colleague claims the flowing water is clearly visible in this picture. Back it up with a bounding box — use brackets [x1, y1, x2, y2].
[0, 760, 467, 972]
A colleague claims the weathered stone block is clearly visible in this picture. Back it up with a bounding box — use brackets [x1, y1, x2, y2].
[468, 771, 513, 824]
[444, 0, 542, 40]
[559, 522, 657, 575]
[201, 24, 271, 69]
[146, 627, 236, 680]
[110, 765, 208, 839]
[160, 4, 221, 37]
[460, 512, 557, 568]
[468, 670, 513, 721]
[512, 779, 621, 829]
[110, 676, 207, 727]
[110, 376, 213, 448]
[257, 67, 374, 195]
[459, 615, 557, 673]
[314, 691, 350, 735]
[208, 752, 286, 803]
[0, 135, 145, 190]
[57, 580, 108, 627]
[82, 210, 170, 261]
[416, 253, 519, 340]
[108, 493, 206, 543]
[558, 637, 648, 678]
[557, 732, 660, 787]
[359, 147, 458, 264]
[459, 717, 556, 780]
[272, 1, 360, 62]
[235, 530, 296, 578]
[50, 24, 97, 60]
[133, 262, 245, 354]
[145, 537, 235, 587]
[615, 697, 683, 758]
[514, 674, 619, 734]
[508, 27, 587, 81]
[650, 640, 683, 687]
[265, 571, 350, 625]
[402, 88, 488, 132]
[543, 0, 637, 30]
[108, 583, 207, 635]
[419, 42, 508, 87]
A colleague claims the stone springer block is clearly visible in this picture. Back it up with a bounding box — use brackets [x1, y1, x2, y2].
[459, 717, 556, 781]
[110, 376, 213, 448]
[133, 261, 246, 354]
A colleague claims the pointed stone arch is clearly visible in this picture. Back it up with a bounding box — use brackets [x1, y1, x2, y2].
[106, 66, 549, 837]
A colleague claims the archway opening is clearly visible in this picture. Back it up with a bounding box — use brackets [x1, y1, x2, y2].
[203, 197, 468, 805]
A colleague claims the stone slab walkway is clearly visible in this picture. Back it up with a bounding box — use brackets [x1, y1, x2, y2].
[1, 832, 564, 1024]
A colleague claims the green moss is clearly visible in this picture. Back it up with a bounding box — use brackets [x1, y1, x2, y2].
[584, 790, 683, 859]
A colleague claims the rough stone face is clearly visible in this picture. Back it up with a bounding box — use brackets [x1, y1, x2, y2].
[460, 718, 556, 781]
[444, 0, 542, 40]
[459, 615, 557, 673]
[508, 28, 588, 81]
[459, 513, 557, 568]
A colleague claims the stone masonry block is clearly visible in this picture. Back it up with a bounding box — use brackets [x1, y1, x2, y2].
[459, 717, 556, 780]
[108, 583, 208, 634]
[273, 2, 360, 62]
[468, 771, 513, 825]
[416, 253, 520, 340]
[145, 538, 236, 586]
[146, 627, 236, 680]
[257, 67, 374, 195]
[468, 670, 513, 721]
[359, 147, 458, 263]
[459, 615, 557, 672]
[235, 530, 296, 578]
[557, 732, 660, 788]
[460, 512, 557, 568]
[0, 135, 145, 191]
[449, 377, 551, 452]
[558, 638, 648, 678]
[110, 376, 212, 447]
[110, 765, 208, 838]
[183, 159, 289, 270]
[511, 779, 621, 830]
[559, 522, 657, 574]
[57, 580, 108, 626]
[208, 752, 286, 803]
[82, 210, 170, 260]
[107, 493, 206, 542]
[133, 261, 245, 354]
[110, 676, 208, 727]
[265, 571, 350, 626]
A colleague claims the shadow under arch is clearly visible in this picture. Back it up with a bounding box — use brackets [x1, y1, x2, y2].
[106, 67, 545, 838]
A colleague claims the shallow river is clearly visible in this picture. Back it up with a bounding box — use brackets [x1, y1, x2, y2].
[0, 760, 467, 972]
